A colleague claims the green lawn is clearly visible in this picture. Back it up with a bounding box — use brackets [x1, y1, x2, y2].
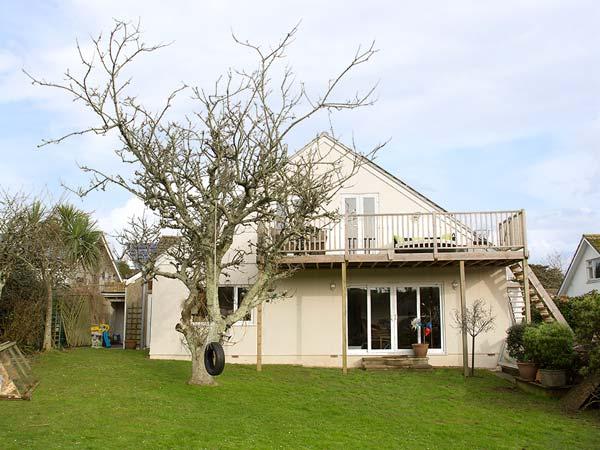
[1, 349, 598, 449]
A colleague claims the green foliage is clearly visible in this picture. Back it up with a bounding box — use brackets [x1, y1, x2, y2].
[569, 291, 600, 375]
[506, 323, 534, 361]
[0, 349, 599, 449]
[116, 260, 134, 279]
[55, 204, 102, 271]
[0, 262, 45, 351]
[523, 322, 575, 370]
[555, 296, 576, 326]
[530, 263, 564, 293]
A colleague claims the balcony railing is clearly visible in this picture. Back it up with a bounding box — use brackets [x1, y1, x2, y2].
[100, 281, 126, 293]
[272, 210, 526, 257]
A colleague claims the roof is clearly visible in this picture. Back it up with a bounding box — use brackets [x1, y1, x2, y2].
[583, 234, 600, 253]
[100, 233, 123, 283]
[557, 233, 600, 296]
[295, 133, 446, 212]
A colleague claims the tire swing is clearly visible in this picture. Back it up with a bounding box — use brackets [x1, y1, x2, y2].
[204, 342, 225, 376]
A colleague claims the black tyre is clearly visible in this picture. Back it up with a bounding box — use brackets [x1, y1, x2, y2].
[204, 342, 225, 376]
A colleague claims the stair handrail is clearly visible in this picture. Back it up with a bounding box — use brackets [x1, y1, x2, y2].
[521, 263, 571, 330]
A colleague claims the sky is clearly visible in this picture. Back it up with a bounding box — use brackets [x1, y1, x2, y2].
[1, 0, 599, 265]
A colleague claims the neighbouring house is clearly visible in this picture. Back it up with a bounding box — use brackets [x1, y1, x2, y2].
[558, 234, 600, 298]
[146, 134, 565, 370]
[54, 233, 126, 347]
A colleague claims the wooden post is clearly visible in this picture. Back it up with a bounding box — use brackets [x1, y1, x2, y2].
[522, 258, 532, 324]
[432, 212, 438, 260]
[256, 303, 263, 372]
[459, 261, 469, 377]
[520, 209, 532, 324]
[341, 261, 348, 374]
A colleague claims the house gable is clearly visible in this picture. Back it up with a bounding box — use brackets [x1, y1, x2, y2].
[558, 235, 600, 297]
[292, 133, 445, 214]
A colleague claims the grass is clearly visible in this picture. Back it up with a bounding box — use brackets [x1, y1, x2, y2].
[1, 349, 599, 449]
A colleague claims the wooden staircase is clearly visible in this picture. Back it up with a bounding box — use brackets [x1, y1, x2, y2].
[508, 262, 570, 327]
[0, 341, 38, 400]
[361, 355, 432, 371]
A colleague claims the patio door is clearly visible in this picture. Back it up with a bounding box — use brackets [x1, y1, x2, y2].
[395, 286, 442, 350]
[347, 287, 392, 351]
[347, 285, 442, 353]
[343, 195, 377, 252]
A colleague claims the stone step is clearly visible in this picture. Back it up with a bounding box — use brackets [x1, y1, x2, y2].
[361, 355, 432, 371]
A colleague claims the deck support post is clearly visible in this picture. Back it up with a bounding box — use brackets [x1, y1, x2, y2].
[522, 258, 532, 323]
[459, 261, 469, 377]
[256, 303, 263, 371]
[520, 209, 532, 324]
[341, 261, 348, 374]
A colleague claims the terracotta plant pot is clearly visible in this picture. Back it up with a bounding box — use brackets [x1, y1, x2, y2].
[124, 339, 137, 350]
[517, 361, 537, 381]
[539, 369, 567, 387]
[412, 343, 429, 357]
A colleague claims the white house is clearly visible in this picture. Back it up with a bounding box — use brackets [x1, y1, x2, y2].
[558, 234, 600, 298]
[144, 134, 561, 370]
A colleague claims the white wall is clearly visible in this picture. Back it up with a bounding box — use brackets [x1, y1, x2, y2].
[150, 266, 510, 369]
[562, 242, 600, 297]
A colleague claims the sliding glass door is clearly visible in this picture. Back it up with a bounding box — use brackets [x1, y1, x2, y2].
[396, 287, 418, 349]
[347, 284, 442, 353]
[370, 288, 391, 350]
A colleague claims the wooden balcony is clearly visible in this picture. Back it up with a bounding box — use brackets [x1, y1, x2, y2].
[100, 281, 126, 295]
[272, 210, 527, 268]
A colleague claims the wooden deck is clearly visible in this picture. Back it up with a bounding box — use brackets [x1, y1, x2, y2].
[273, 210, 527, 269]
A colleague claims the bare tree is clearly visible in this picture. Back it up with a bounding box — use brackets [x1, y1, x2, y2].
[452, 299, 496, 376]
[27, 21, 382, 385]
[0, 192, 31, 299]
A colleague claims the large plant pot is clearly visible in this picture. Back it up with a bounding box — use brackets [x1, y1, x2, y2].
[412, 343, 429, 357]
[124, 339, 137, 350]
[517, 362, 537, 381]
[539, 369, 566, 387]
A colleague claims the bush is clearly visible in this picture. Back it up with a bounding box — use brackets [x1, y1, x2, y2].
[523, 322, 574, 370]
[0, 263, 46, 352]
[569, 291, 600, 375]
[506, 323, 533, 361]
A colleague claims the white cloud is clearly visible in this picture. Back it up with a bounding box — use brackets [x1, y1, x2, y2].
[96, 196, 148, 238]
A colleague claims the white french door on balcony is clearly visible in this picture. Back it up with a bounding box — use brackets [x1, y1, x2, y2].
[342, 194, 378, 252]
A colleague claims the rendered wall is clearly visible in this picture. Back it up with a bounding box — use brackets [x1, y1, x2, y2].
[150, 266, 510, 369]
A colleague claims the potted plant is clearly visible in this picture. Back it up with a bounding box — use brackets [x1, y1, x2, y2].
[506, 323, 537, 380]
[410, 318, 430, 357]
[523, 322, 574, 387]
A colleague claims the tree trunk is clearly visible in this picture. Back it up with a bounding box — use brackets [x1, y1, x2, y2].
[470, 334, 475, 377]
[189, 343, 217, 386]
[42, 276, 54, 351]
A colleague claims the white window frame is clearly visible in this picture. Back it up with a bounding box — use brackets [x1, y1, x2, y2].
[340, 193, 379, 216]
[587, 258, 600, 282]
[190, 285, 255, 326]
[231, 286, 255, 326]
[346, 282, 445, 356]
[341, 194, 379, 253]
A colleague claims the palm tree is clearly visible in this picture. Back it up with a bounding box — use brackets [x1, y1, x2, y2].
[26, 202, 102, 351]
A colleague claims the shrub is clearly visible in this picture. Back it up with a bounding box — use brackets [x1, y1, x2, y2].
[569, 291, 600, 375]
[506, 323, 533, 362]
[523, 322, 574, 370]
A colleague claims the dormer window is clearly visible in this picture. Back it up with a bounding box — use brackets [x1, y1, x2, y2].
[587, 258, 600, 281]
